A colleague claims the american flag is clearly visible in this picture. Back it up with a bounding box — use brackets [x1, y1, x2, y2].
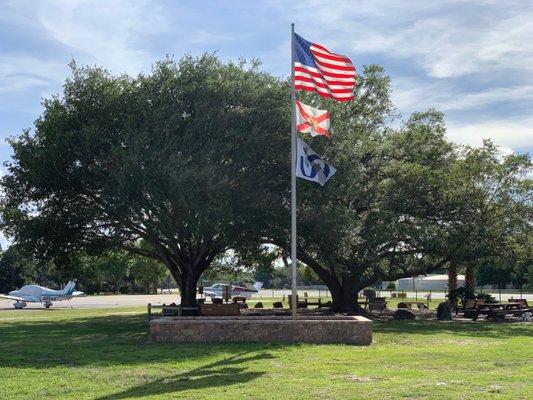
[293, 33, 356, 102]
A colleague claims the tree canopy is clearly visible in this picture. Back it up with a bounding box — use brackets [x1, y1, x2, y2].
[1, 55, 289, 306]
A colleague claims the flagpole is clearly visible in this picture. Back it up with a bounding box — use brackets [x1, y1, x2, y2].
[290, 22, 298, 319]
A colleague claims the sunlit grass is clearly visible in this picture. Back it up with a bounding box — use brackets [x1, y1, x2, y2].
[1, 307, 531, 399]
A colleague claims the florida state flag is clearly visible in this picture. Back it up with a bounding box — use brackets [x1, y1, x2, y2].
[295, 100, 331, 138]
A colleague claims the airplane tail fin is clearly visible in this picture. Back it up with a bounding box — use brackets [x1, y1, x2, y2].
[253, 282, 263, 291]
[60, 281, 76, 296]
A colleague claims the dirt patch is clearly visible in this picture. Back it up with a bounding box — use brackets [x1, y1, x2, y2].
[344, 374, 377, 382]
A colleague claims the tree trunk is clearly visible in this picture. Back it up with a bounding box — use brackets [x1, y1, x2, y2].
[465, 263, 475, 298]
[161, 255, 211, 308]
[447, 262, 458, 311]
[329, 277, 361, 313]
[296, 253, 362, 314]
[177, 271, 200, 307]
[448, 263, 458, 293]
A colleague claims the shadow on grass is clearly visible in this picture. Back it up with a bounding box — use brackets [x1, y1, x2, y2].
[373, 319, 533, 338]
[2, 311, 530, 372]
[0, 313, 285, 369]
[95, 351, 271, 399]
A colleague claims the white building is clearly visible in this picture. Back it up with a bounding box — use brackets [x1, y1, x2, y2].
[395, 274, 465, 292]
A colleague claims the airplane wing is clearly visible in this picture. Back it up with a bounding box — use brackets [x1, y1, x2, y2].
[0, 294, 26, 302]
[203, 290, 222, 298]
[72, 291, 85, 297]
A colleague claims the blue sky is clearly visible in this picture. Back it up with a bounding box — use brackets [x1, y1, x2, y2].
[1, 1, 532, 163]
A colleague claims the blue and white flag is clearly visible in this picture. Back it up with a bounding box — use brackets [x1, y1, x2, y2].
[296, 137, 336, 186]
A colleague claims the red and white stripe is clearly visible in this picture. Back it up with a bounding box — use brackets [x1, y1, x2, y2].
[294, 44, 356, 102]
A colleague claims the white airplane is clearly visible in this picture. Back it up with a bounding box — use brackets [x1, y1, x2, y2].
[0, 280, 84, 309]
[203, 282, 263, 300]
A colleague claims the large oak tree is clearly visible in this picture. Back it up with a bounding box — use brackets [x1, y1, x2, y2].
[1, 55, 289, 306]
[270, 66, 532, 312]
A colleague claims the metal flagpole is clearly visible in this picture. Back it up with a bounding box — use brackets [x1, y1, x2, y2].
[290, 23, 298, 319]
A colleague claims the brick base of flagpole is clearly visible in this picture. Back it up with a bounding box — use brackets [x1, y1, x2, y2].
[150, 315, 372, 345]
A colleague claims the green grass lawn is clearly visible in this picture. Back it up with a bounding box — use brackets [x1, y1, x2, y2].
[0, 308, 531, 399]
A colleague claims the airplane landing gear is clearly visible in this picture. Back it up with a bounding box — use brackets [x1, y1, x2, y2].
[14, 301, 27, 309]
[43, 301, 53, 309]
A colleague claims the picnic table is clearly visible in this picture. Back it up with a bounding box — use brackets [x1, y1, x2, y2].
[469, 302, 529, 321]
[477, 302, 523, 311]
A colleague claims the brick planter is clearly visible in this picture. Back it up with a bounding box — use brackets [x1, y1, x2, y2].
[150, 315, 372, 345]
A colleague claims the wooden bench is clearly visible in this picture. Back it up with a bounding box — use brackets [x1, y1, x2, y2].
[462, 299, 485, 319]
[302, 292, 326, 307]
[288, 295, 324, 309]
[508, 299, 529, 309]
[367, 297, 387, 311]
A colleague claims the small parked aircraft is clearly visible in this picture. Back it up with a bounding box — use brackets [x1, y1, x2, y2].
[0, 281, 84, 309]
[203, 282, 263, 300]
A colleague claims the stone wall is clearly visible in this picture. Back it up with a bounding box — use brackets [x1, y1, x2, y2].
[150, 315, 372, 345]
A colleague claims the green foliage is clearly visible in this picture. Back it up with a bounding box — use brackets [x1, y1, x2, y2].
[1, 55, 289, 306]
[75, 249, 170, 294]
[475, 291, 498, 304]
[449, 286, 497, 303]
[129, 255, 170, 294]
[527, 265, 533, 291]
[0, 246, 31, 292]
[201, 247, 322, 289]
[81, 251, 130, 294]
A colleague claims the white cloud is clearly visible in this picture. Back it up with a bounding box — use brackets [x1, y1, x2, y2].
[392, 78, 533, 113]
[354, 12, 533, 79]
[36, 0, 168, 74]
[279, 0, 533, 79]
[447, 118, 533, 150]
[0, 55, 67, 92]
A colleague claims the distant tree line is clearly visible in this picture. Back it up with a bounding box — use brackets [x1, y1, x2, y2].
[0, 244, 171, 294]
[0, 243, 323, 294]
[1, 55, 531, 311]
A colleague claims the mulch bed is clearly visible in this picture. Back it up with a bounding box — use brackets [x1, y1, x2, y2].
[241, 307, 530, 323]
